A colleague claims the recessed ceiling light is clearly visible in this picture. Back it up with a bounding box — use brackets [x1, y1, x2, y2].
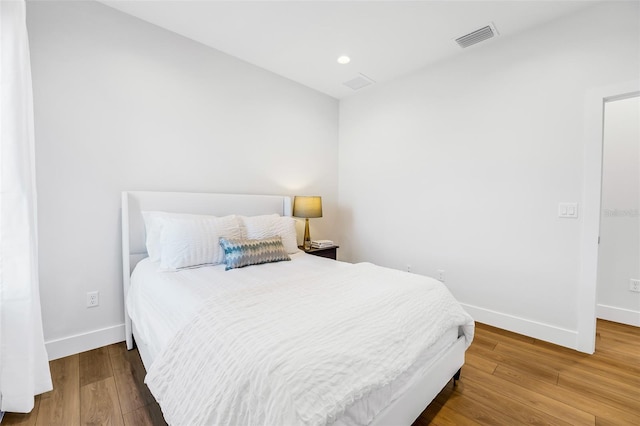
[337, 55, 351, 65]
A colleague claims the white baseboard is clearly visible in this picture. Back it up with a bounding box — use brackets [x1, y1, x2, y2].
[596, 304, 640, 327]
[45, 324, 125, 361]
[460, 303, 580, 351]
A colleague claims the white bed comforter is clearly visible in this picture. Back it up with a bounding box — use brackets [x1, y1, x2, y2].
[145, 262, 474, 426]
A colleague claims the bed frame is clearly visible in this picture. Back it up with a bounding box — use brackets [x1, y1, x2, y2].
[121, 190, 465, 426]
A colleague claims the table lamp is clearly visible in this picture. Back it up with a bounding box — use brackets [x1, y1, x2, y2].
[293, 196, 322, 250]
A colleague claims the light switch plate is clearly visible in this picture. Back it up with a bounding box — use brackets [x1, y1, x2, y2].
[558, 202, 578, 218]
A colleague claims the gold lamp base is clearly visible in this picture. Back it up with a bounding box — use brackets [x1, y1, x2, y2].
[303, 218, 311, 250]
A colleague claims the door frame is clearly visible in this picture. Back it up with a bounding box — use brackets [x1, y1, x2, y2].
[577, 80, 639, 353]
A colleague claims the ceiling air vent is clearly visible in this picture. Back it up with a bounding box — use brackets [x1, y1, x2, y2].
[343, 73, 376, 91]
[455, 23, 499, 48]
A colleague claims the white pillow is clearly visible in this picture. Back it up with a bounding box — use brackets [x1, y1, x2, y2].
[159, 214, 243, 270]
[240, 214, 299, 254]
[141, 211, 194, 262]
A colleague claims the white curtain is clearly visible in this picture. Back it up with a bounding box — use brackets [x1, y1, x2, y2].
[0, 0, 52, 413]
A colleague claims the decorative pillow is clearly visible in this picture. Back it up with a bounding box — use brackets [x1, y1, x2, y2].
[159, 215, 243, 270]
[219, 236, 291, 270]
[240, 214, 299, 254]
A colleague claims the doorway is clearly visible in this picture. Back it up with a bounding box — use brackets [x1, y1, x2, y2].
[577, 81, 639, 354]
[596, 96, 640, 327]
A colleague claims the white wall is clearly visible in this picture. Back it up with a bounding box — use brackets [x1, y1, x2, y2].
[27, 0, 339, 359]
[597, 96, 640, 325]
[338, 1, 640, 349]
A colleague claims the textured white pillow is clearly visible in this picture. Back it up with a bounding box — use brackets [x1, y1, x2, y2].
[240, 214, 299, 254]
[159, 214, 243, 270]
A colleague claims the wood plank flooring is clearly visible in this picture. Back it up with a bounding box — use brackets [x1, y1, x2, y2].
[3, 343, 163, 426]
[416, 320, 640, 425]
[3, 319, 638, 425]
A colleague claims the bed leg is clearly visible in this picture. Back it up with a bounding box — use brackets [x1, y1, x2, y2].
[453, 368, 461, 386]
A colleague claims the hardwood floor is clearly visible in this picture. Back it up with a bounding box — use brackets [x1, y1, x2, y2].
[2, 343, 164, 426]
[3, 319, 639, 425]
[416, 320, 640, 425]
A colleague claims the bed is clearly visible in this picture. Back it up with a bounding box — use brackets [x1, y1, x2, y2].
[121, 191, 474, 425]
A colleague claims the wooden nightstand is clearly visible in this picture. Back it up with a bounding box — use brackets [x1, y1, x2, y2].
[299, 245, 339, 260]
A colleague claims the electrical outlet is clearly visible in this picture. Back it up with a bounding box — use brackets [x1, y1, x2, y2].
[87, 291, 99, 307]
[406, 264, 412, 273]
[437, 269, 445, 283]
[630, 279, 640, 293]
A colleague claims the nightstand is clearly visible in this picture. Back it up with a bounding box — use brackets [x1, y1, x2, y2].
[299, 245, 339, 260]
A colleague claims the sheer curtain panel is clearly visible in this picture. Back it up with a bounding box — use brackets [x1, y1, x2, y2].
[0, 0, 53, 413]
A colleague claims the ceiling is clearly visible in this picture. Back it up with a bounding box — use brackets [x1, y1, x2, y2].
[100, 1, 599, 99]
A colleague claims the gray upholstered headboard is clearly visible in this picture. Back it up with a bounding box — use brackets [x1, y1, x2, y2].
[121, 191, 292, 349]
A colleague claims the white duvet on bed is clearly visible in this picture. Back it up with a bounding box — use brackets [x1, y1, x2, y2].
[128, 253, 350, 361]
[133, 256, 474, 426]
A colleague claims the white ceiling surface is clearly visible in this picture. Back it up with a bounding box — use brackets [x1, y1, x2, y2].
[100, 1, 599, 99]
